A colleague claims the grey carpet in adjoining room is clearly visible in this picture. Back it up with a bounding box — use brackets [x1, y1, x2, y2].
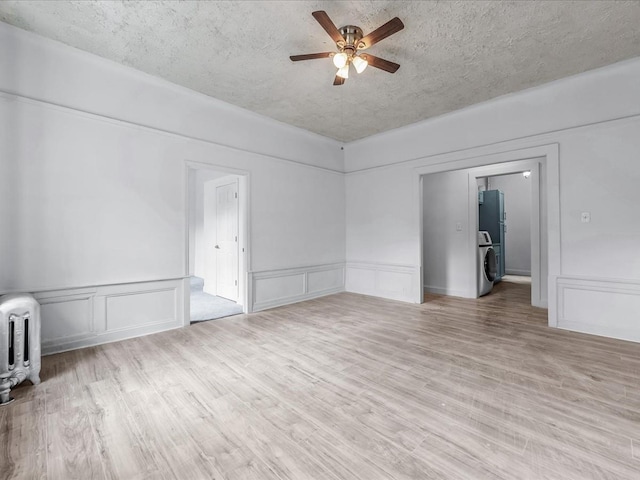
[190, 276, 243, 323]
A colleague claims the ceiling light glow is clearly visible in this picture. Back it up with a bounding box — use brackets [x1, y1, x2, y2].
[337, 64, 350, 79]
[332, 52, 348, 69]
[352, 55, 368, 73]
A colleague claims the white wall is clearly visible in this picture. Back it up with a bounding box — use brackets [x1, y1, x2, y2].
[0, 25, 343, 172]
[0, 23, 346, 352]
[422, 170, 471, 297]
[4, 21, 640, 348]
[345, 56, 640, 343]
[488, 173, 532, 276]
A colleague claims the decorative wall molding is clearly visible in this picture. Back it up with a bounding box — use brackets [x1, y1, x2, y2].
[556, 276, 640, 343]
[0, 91, 344, 175]
[344, 103, 640, 175]
[346, 262, 421, 303]
[34, 278, 185, 355]
[249, 263, 345, 312]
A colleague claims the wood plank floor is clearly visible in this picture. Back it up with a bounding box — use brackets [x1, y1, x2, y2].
[3, 282, 640, 479]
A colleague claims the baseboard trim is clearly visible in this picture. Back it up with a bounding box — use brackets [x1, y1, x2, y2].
[42, 321, 182, 355]
[423, 286, 470, 298]
[505, 269, 531, 276]
[252, 286, 344, 313]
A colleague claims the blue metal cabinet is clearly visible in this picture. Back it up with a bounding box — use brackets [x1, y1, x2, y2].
[479, 190, 505, 281]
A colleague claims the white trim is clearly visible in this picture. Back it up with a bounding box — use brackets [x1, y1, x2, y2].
[185, 162, 250, 314]
[250, 263, 345, 312]
[556, 276, 640, 343]
[0, 22, 339, 145]
[468, 159, 545, 308]
[505, 269, 532, 277]
[345, 113, 640, 175]
[0, 277, 188, 297]
[35, 278, 185, 355]
[0, 91, 344, 175]
[416, 143, 560, 326]
[346, 262, 421, 303]
[42, 321, 182, 356]
[423, 286, 468, 298]
[344, 260, 420, 270]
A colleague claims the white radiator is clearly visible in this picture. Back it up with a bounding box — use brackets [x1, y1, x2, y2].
[0, 293, 41, 405]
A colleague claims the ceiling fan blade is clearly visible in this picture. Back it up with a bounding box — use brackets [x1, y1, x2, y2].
[359, 17, 404, 49]
[290, 52, 333, 61]
[312, 11, 344, 44]
[361, 54, 400, 73]
[333, 75, 345, 86]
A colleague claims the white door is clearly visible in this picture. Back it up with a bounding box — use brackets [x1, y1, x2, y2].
[215, 182, 238, 301]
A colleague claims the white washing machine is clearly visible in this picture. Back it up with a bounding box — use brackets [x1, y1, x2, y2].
[478, 231, 497, 297]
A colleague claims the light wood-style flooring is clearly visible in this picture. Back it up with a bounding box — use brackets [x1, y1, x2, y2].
[2, 282, 640, 479]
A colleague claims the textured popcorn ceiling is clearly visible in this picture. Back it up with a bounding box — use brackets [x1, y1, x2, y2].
[2, 1, 640, 142]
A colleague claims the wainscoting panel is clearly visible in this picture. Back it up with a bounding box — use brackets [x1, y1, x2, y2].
[105, 288, 177, 332]
[556, 276, 640, 343]
[35, 278, 185, 354]
[250, 263, 345, 312]
[346, 262, 421, 303]
[253, 274, 306, 306]
[37, 291, 95, 346]
[307, 267, 344, 294]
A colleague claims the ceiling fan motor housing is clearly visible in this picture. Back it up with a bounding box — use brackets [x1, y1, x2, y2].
[338, 25, 365, 54]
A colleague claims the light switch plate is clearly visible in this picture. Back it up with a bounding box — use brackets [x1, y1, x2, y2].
[581, 212, 591, 223]
[455, 222, 462, 232]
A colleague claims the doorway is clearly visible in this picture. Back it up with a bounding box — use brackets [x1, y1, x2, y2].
[477, 171, 533, 288]
[469, 159, 545, 308]
[417, 144, 560, 326]
[186, 163, 249, 322]
[420, 158, 547, 309]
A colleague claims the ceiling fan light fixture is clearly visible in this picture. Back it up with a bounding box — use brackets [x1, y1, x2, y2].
[332, 52, 348, 68]
[336, 64, 349, 79]
[290, 11, 404, 85]
[352, 55, 368, 73]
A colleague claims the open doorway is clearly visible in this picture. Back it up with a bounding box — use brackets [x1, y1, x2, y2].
[469, 159, 546, 308]
[417, 144, 560, 326]
[477, 171, 533, 288]
[186, 163, 249, 323]
[420, 157, 547, 309]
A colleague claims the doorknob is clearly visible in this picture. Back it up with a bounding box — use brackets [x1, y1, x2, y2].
[214, 245, 220, 249]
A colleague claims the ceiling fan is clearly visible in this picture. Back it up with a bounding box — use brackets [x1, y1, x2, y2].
[290, 11, 404, 85]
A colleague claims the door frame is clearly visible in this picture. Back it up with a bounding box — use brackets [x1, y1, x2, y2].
[416, 143, 560, 327]
[184, 160, 251, 321]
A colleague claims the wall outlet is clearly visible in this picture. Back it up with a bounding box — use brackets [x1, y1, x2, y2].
[455, 222, 462, 232]
[581, 212, 591, 223]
